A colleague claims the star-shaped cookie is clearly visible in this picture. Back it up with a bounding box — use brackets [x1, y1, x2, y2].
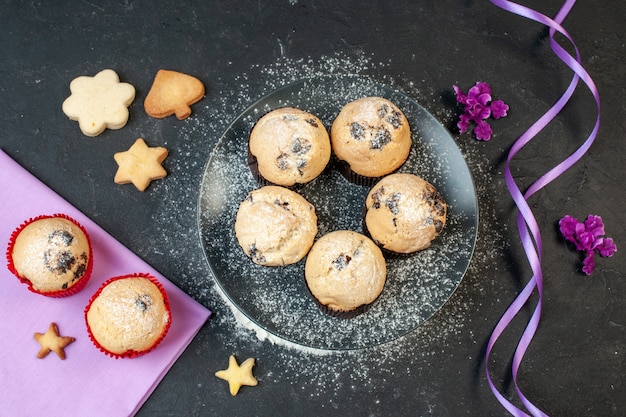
[34, 322, 75, 360]
[62, 69, 135, 137]
[114, 138, 168, 191]
[215, 355, 258, 396]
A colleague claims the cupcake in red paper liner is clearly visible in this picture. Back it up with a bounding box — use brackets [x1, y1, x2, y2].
[363, 173, 447, 258]
[85, 273, 171, 358]
[304, 230, 386, 318]
[330, 97, 411, 186]
[6, 214, 93, 297]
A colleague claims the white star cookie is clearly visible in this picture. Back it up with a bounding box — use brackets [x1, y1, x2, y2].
[62, 69, 136, 137]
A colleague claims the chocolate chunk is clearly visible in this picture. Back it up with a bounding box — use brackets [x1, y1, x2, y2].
[44, 249, 76, 275]
[274, 199, 290, 210]
[291, 138, 312, 155]
[296, 159, 307, 175]
[433, 200, 446, 217]
[422, 186, 446, 216]
[331, 254, 352, 270]
[248, 243, 267, 264]
[305, 118, 319, 127]
[73, 253, 88, 280]
[385, 193, 401, 215]
[386, 110, 403, 129]
[276, 153, 289, 170]
[370, 128, 391, 150]
[370, 187, 385, 209]
[135, 294, 153, 312]
[434, 219, 444, 234]
[377, 104, 389, 119]
[48, 230, 74, 246]
[350, 122, 365, 141]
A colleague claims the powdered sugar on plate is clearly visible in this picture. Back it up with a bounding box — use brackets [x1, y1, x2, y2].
[197, 75, 478, 350]
[146, 51, 507, 400]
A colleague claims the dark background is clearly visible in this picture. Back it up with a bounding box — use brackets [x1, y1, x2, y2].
[1, 1, 624, 415]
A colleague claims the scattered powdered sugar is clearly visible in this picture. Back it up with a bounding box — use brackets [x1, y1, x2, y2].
[197, 75, 477, 351]
[147, 51, 506, 397]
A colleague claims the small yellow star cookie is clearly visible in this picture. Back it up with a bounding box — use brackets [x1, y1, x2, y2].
[34, 322, 75, 360]
[114, 138, 168, 191]
[62, 69, 136, 137]
[215, 355, 258, 396]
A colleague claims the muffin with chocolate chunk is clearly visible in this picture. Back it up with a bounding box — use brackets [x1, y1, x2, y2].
[6, 214, 93, 297]
[234, 185, 318, 266]
[330, 97, 411, 185]
[304, 230, 386, 318]
[364, 173, 446, 255]
[85, 273, 172, 358]
[248, 107, 331, 187]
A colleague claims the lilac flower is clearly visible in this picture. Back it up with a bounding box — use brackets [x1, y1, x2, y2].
[491, 100, 509, 119]
[595, 237, 617, 257]
[559, 215, 578, 242]
[584, 215, 605, 237]
[577, 230, 597, 252]
[559, 214, 617, 275]
[457, 113, 471, 134]
[453, 81, 509, 141]
[582, 251, 595, 275]
[453, 85, 467, 103]
[474, 120, 493, 141]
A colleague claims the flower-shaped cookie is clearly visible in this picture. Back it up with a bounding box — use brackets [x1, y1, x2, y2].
[62, 69, 136, 137]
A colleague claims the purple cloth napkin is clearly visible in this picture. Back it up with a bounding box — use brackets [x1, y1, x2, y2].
[0, 150, 211, 416]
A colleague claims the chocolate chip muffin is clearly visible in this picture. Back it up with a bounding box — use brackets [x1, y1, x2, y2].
[234, 185, 318, 266]
[330, 97, 411, 184]
[7, 214, 93, 297]
[248, 107, 331, 186]
[85, 274, 171, 358]
[364, 173, 447, 255]
[304, 230, 386, 318]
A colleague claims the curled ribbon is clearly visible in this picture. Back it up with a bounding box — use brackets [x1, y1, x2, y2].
[484, 0, 601, 416]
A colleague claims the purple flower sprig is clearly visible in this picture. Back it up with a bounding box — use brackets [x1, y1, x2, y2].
[453, 81, 509, 141]
[559, 214, 617, 275]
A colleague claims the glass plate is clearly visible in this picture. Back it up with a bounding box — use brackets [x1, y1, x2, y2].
[198, 75, 478, 350]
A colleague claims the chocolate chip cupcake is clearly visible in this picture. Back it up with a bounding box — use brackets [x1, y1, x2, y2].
[248, 107, 331, 187]
[330, 97, 411, 185]
[364, 173, 447, 255]
[6, 214, 93, 297]
[234, 185, 318, 266]
[304, 230, 386, 318]
[85, 273, 172, 358]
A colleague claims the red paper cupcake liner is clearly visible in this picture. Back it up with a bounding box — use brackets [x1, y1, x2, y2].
[6, 213, 94, 297]
[84, 272, 172, 359]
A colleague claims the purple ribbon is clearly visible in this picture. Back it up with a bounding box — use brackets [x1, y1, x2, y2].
[484, 1, 601, 416]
